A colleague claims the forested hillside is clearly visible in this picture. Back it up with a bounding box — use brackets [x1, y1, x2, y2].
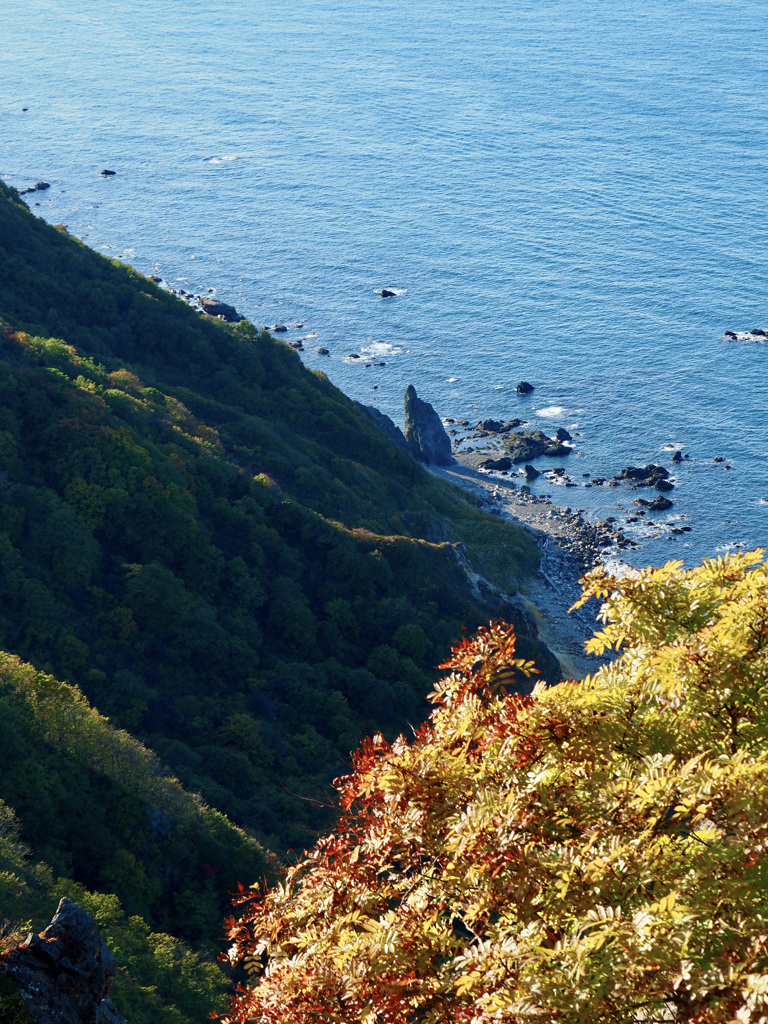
[0, 180, 557, 1020]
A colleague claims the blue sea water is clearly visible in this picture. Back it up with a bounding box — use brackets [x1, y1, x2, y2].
[3, 0, 768, 567]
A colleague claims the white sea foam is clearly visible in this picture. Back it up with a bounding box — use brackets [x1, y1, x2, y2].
[207, 154, 239, 165]
[535, 406, 566, 418]
[447, 376, 459, 383]
[359, 341, 409, 356]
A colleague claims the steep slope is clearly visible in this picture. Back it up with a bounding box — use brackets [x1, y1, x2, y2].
[0, 179, 556, 856]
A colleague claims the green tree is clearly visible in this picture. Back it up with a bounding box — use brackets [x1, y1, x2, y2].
[223, 550, 768, 1024]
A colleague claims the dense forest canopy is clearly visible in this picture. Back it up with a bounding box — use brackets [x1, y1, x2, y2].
[224, 551, 768, 1024]
[0, 179, 560, 1020]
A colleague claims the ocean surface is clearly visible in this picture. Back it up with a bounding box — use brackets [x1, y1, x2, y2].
[3, 0, 768, 568]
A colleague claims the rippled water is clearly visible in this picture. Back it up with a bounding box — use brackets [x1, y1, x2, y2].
[3, 0, 768, 566]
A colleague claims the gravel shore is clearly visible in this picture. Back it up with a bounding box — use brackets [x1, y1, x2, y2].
[431, 454, 620, 680]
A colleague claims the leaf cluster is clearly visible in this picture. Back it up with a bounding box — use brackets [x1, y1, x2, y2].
[224, 553, 768, 1023]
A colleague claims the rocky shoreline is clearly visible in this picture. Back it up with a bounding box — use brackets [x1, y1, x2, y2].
[428, 456, 613, 680]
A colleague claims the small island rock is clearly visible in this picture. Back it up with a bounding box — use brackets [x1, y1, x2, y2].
[516, 381, 534, 394]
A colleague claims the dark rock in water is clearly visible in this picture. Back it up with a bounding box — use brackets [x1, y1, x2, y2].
[523, 464, 540, 480]
[100, 169, 116, 176]
[149, 275, 162, 283]
[724, 330, 737, 340]
[477, 419, 504, 432]
[198, 296, 244, 323]
[618, 464, 670, 490]
[544, 443, 571, 457]
[0, 897, 128, 1024]
[555, 427, 572, 441]
[714, 456, 725, 462]
[672, 450, 683, 462]
[503, 418, 523, 431]
[364, 404, 410, 452]
[750, 328, 767, 337]
[34, 181, 50, 191]
[380, 289, 396, 298]
[273, 324, 288, 332]
[501, 429, 553, 464]
[347, 353, 361, 359]
[516, 381, 534, 394]
[479, 456, 513, 472]
[403, 385, 453, 465]
[635, 496, 674, 511]
[317, 347, 330, 355]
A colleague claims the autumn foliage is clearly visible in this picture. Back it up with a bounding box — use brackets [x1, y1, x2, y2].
[223, 551, 768, 1023]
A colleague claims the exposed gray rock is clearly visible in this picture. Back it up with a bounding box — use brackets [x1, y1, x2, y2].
[364, 404, 410, 452]
[380, 289, 396, 298]
[199, 297, 243, 323]
[555, 427, 572, 441]
[403, 385, 453, 465]
[500, 429, 553, 464]
[479, 456, 513, 472]
[0, 898, 128, 1024]
[524, 464, 540, 480]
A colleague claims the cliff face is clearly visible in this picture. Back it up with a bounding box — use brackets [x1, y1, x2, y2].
[0, 899, 128, 1024]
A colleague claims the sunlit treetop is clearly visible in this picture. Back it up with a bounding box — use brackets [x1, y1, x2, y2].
[222, 549, 768, 1024]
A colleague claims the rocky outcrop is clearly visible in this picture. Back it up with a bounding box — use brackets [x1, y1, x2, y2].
[403, 385, 453, 465]
[500, 430, 553, 464]
[0, 898, 128, 1024]
[380, 289, 396, 298]
[364, 404, 410, 452]
[516, 381, 534, 394]
[198, 297, 243, 323]
[615, 464, 673, 491]
[479, 456, 513, 472]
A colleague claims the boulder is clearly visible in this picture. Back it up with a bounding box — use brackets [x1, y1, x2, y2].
[724, 330, 737, 340]
[100, 169, 116, 176]
[617, 464, 669, 488]
[479, 457, 513, 472]
[477, 419, 504, 432]
[672, 450, 683, 462]
[273, 324, 288, 332]
[0, 898, 128, 1024]
[516, 381, 534, 394]
[403, 385, 453, 465]
[316, 347, 330, 355]
[750, 328, 767, 337]
[555, 427, 572, 441]
[380, 289, 396, 298]
[198, 297, 243, 323]
[523, 464, 540, 480]
[500, 429, 553, 464]
[635, 496, 674, 512]
[544, 443, 571, 457]
[34, 181, 51, 191]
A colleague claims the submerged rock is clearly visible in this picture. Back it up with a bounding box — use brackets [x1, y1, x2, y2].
[403, 385, 453, 465]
